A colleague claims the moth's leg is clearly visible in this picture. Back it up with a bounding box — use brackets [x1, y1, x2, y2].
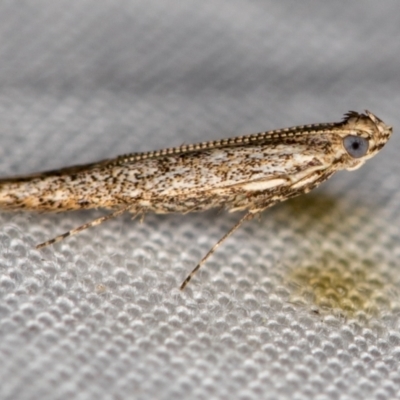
[180, 211, 256, 290]
[36, 205, 132, 249]
[250, 169, 335, 211]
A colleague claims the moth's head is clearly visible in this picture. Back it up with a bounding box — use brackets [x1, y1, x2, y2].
[339, 110, 393, 171]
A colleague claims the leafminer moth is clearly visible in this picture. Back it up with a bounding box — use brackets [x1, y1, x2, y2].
[0, 110, 392, 289]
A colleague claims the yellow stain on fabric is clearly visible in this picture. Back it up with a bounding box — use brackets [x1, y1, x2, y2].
[288, 251, 393, 319]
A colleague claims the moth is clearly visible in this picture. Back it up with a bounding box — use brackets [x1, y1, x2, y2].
[0, 110, 392, 289]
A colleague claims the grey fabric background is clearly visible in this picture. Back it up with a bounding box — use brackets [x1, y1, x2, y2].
[0, 2, 399, 399]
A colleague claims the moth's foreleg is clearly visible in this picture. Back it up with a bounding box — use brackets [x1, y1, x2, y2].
[180, 211, 256, 290]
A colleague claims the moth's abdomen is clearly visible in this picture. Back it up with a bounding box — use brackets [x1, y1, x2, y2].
[0, 177, 80, 211]
[0, 172, 122, 212]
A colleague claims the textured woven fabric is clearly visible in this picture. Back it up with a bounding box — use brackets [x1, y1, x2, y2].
[0, 2, 400, 399]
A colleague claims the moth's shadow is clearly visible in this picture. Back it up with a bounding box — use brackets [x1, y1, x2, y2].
[275, 190, 341, 223]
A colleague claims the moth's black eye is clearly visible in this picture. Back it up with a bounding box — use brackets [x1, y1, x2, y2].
[343, 135, 369, 158]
